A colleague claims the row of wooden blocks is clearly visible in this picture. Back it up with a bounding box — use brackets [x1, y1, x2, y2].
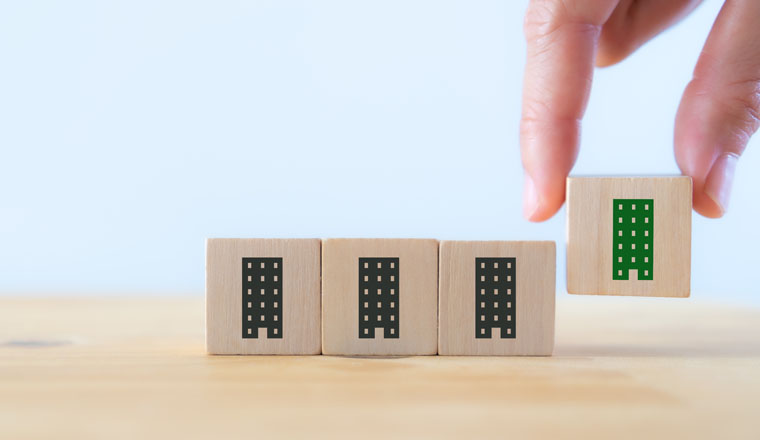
[206, 177, 692, 356]
[207, 239, 555, 356]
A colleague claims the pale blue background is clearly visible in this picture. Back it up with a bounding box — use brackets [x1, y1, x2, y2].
[1, 1, 757, 302]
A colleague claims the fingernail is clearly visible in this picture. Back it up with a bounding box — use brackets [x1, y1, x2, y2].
[522, 173, 540, 220]
[704, 153, 738, 215]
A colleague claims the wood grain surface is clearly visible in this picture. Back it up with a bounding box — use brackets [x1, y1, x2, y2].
[2, 296, 759, 439]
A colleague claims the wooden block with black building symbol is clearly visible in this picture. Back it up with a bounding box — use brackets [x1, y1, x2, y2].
[206, 238, 321, 354]
[438, 241, 555, 356]
[321, 239, 438, 355]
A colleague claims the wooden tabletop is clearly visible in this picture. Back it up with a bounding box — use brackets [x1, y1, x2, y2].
[1, 296, 759, 439]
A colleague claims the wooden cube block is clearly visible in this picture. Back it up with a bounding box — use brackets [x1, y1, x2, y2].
[566, 176, 691, 297]
[438, 241, 555, 356]
[206, 238, 321, 354]
[321, 239, 438, 355]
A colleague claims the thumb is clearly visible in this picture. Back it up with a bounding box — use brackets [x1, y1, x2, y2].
[674, 0, 760, 218]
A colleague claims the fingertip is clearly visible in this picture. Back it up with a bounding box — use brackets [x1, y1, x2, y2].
[522, 173, 540, 221]
[526, 202, 563, 222]
[522, 172, 564, 222]
[679, 167, 726, 219]
[698, 153, 737, 218]
[693, 194, 724, 219]
[679, 163, 733, 219]
[594, 36, 629, 68]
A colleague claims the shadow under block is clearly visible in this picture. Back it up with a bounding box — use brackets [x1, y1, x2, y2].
[438, 241, 556, 356]
[321, 239, 438, 355]
[206, 238, 321, 354]
[566, 176, 691, 297]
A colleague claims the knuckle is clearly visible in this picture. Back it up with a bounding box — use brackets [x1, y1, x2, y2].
[688, 73, 760, 154]
[525, 20, 601, 56]
[524, 1, 561, 39]
[720, 78, 760, 145]
[524, 0, 609, 42]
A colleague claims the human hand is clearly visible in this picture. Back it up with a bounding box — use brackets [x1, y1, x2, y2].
[520, 0, 760, 221]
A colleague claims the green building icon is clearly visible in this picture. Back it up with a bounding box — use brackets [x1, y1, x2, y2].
[613, 199, 653, 280]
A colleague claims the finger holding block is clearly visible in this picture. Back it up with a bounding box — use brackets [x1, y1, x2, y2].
[566, 177, 691, 297]
[321, 239, 438, 356]
[206, 238, 321, 354]
[438, 241, 556, 356]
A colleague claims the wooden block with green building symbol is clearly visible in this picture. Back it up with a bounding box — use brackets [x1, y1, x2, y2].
[566, 177, 691, 297]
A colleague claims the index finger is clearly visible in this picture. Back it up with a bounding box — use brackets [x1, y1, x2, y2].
[520, 0, 619, 221]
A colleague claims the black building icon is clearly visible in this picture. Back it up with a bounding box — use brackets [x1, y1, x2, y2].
[358, 257, 399, 339]
[242, 257, 282, 339]
[475, 258, 516, 339]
